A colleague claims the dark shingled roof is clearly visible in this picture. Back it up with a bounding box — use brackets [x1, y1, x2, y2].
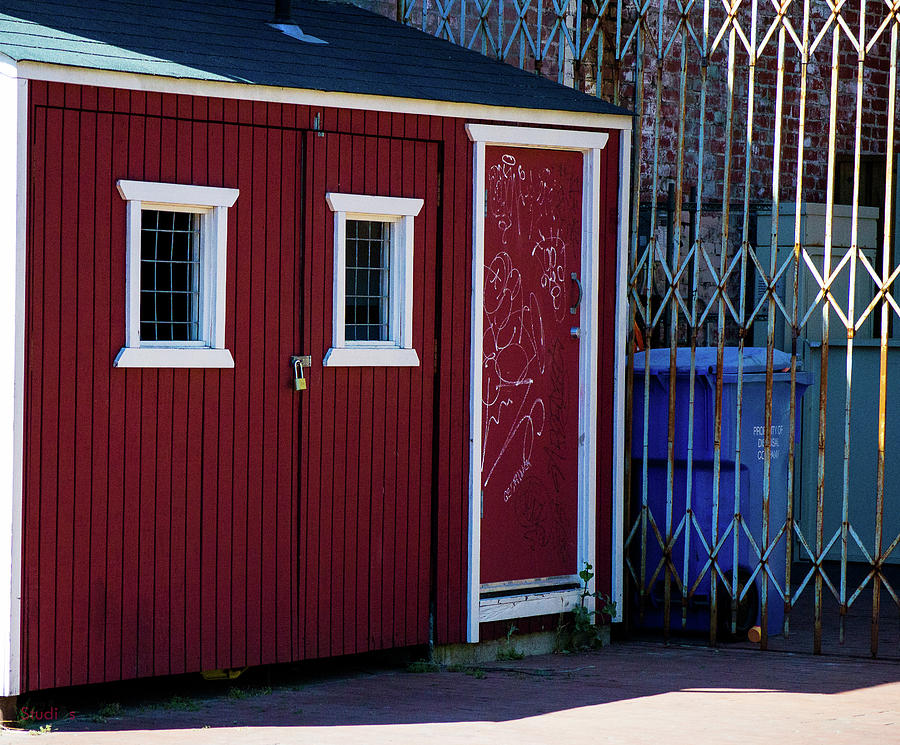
[0, 0, 629, 117]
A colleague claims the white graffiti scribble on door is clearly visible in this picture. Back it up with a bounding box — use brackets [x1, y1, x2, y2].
[482, 153, 572, 503]
[482, 250, 546, 499]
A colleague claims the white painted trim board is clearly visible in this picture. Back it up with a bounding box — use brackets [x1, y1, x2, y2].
[479, 589, 581, 623]
[466, 123, 609, 150]
[466, 139, 486, 642]
[17, 62, 634, 132]
[611, 128, 633, 620]
[0, 58, 25, 696]
[113, 347, 235, 368]
[116, 180, 239, 207]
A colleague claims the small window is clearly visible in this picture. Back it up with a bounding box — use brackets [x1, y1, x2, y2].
[324, 193, 423, 367]
[140, 209, 202, 342]
[114, 180, 239, 368]
[345, 219, 391, 342]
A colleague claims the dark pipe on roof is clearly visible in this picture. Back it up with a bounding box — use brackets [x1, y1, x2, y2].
[274, 0, 292, 21]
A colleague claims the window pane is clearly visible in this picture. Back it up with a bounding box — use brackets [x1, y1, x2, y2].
[345, 219, 390, 342]
[140, 209, 201, 342]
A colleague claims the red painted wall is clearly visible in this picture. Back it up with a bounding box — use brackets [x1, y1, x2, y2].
[21, 79, 619, 690]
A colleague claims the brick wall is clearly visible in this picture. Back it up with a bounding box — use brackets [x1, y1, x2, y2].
[599, 1, 899, 206]
[340, 0, 897, 210]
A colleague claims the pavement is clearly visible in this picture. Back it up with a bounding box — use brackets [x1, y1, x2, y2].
[2, 641, 899, 744]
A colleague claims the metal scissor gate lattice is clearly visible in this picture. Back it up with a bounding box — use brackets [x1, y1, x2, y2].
[401, 0, 900, 656]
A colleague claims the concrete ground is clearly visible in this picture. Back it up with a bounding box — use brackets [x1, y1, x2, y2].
[2, 641, 899, 744]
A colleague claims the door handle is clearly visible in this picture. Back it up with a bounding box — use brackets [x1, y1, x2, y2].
[570, 272, 583, 315]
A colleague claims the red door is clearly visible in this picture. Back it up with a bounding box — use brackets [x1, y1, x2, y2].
[298, 131, 439, 655]
[480, 146, 584, 586]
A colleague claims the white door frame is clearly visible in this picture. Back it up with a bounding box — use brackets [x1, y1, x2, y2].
[0, 58, 26, 696]
[465, 123, 610, 642]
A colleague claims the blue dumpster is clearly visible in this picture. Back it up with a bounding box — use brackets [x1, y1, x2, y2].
[631, 347, 812, 636]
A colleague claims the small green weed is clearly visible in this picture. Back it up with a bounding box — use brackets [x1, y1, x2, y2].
[406, 659, 440, 673]
[15, 701, 75, 730]
[167, 695, 200, 712]
[561, 562, 617, 652]
[37, 724, 52, 734]
[14, 699, 34, 728]
[465, 667, 486, 679]
[226, 685, 271, 699]
[98, 702, 122, 718]
[496, 622, 525, 661]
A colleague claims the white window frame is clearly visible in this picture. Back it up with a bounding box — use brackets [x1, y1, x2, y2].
[323, 192, 423, 367]
[113, 180, 239, 368]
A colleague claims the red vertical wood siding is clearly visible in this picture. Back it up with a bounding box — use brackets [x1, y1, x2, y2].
[22, 78, 619, 690]
[595, 130, 621, 597]
[297, 130, 440, 656]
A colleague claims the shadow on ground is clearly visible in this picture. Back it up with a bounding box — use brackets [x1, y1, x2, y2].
[12, 641, 900, 733]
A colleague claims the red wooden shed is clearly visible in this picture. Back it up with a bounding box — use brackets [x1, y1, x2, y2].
[0, 0, 631, 696]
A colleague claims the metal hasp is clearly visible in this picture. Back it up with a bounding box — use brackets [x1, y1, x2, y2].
[290, 355, 311, 391]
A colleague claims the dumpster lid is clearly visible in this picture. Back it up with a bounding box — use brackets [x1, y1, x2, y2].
[633, 347, 796, 375]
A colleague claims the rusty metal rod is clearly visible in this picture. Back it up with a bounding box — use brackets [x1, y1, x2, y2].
[784, 0, 812, 640]
[871, 0, 897, 659]
[813, 20, 842, 656]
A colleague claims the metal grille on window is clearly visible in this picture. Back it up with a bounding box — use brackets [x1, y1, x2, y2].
[345, 219, 390, 342]
[139, 209, 201, 342]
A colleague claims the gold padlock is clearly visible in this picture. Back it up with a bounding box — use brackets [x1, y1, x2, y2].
[292, 356, 308, 391]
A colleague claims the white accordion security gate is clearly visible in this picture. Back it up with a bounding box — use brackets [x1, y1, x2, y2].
[398, 0, 900, 656]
